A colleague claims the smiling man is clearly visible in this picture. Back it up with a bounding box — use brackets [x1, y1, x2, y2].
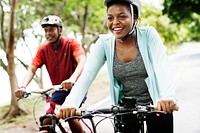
[15, 15, 86, 133]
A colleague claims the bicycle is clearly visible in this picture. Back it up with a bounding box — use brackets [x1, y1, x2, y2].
[60, 97, 179, 133]
[17, 85, 72, 133]
[18, 89, 179, 133]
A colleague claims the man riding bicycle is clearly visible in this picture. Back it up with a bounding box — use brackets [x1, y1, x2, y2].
[15, 15, 86, 133]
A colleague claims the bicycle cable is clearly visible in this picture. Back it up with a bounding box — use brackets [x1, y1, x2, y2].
[33, 95, 43, 125]
[81, 119, 94, 133]
[94, 114, 115, 130]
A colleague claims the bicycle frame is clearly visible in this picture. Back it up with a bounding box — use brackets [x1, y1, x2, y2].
[39, 114, 57, 133]
[18, 90, 178, 133]
[17, 85, 69, 133]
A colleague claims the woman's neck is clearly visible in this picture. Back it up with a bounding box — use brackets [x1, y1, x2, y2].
[116, 32, 137, 47]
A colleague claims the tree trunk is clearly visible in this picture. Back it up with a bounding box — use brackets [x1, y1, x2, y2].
[2, 0, 27, 120]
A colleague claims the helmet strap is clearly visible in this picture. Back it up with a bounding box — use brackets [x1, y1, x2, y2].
[50, 27, 61, 45]
[117, 4, 136, 43]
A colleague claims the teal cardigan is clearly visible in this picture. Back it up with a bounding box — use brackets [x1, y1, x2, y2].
[63, 26, 178, 108]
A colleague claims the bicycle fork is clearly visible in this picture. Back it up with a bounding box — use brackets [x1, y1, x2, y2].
[39, 114, 57, 133]
[114, 114, 146, 133]
[137, 114, 146, 133]
[114, 115, 125, 133]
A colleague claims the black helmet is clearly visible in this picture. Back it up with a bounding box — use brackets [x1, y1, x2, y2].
[104, 0, 141, 17]
[41, 15, 62, 28]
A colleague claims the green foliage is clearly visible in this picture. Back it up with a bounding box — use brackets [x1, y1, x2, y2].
[187, 13, 200, 41]
[61, 0, 106, 34]
[139, 3, 187, 46]
[16, 1, 40, 39]
[14, 0, 107, 52]
[2, 0, 198, 53]
[163, 0, 199, 23]
[163, 0, 200, 41]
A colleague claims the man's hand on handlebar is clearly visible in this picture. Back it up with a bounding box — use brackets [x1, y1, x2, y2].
[15, 87, 26, 98]
[61, 79, 75, 90]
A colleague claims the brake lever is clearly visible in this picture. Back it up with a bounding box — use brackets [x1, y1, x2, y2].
[23, 92, 31, 98]
[52, 85, 64, 91]
[17, 92, 31, 101]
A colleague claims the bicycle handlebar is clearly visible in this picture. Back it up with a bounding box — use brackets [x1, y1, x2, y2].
[56, 104, 179, 120]
[150, 104, 179, 111]
[17, 85, 65, 101]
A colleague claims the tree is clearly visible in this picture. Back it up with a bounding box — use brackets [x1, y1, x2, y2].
[139, 2, 187, 46]
[163, 0, 200, 40]
[0, 0, 49, 120]
[59, 0, 107, 52]
[163, 0, 199, 23]
[1, 0, 26, 120]
[20, 0, 107, 53]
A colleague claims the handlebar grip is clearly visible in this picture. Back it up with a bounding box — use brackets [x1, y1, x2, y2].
[56, 109, 82, 119]
[75, 109, 82, 116]
[153, 104, 179, 111]
[56, 113, 61, 119]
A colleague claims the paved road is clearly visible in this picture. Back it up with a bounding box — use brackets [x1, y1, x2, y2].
[171, 43, 200, 133]
[83, 42, 200, 133]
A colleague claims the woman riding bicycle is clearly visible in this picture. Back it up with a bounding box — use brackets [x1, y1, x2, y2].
[59, 0, 178, 133]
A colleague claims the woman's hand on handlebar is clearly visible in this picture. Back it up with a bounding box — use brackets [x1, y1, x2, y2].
[156, 99, 176, 113]
[58, 106, 77, 119]
[15, 87, 26, 98]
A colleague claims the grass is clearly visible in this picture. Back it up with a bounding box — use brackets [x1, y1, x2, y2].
[0, 96, 46, 132]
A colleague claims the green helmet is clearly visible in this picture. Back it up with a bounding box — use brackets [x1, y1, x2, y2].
[104, 0, 141, 17]
[41, 15, 62, 28]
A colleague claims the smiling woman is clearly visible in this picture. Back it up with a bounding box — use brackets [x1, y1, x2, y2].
[106, 3, 133, 41]
[60, 0, 177, 133]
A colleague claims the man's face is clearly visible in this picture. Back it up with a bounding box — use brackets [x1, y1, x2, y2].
[43, 26, 61, 43]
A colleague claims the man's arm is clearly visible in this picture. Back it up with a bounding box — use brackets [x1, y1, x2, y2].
[22, 65, 38, 87]
[15, 65, 38, 98]
[61, 55, 86, 89]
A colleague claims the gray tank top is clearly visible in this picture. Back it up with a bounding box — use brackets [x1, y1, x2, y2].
[113, 48, 152, 105]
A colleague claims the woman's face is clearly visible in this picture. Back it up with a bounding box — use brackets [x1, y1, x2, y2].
[107, 3, 132, 39]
